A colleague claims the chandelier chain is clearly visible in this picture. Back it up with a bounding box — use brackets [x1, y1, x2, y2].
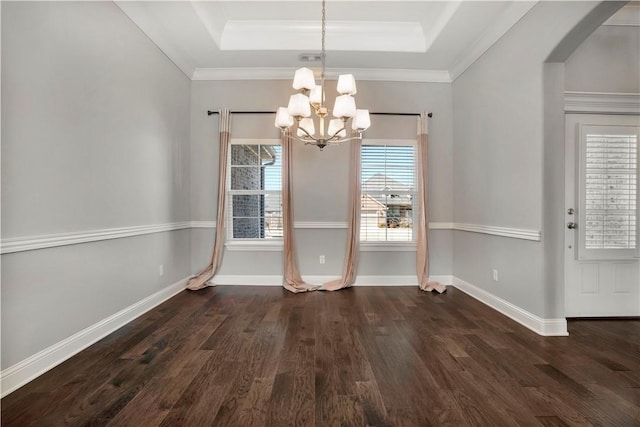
[275, 0, 370, 150]
[321, 0, 326, 101]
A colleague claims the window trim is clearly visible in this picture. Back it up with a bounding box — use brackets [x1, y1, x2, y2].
[360, 138, 418, 245]
[226, 138, 283, 245]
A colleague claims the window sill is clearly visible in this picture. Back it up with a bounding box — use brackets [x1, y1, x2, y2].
[360, 242, 417, 252]
[225, 240, 283, 252]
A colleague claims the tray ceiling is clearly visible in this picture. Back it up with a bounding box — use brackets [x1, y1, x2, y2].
[113, 1, 633, 82]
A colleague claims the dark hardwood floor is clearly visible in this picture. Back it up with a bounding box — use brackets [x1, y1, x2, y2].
[2, 286, 639, 426]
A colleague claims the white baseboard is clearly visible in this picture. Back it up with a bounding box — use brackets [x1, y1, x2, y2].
[0, 277, 189, 398]
[211, 274, 453, 287]
[1, 273, 569, 397]
[212, 275, 284, 286]
[451, 276, 568, 336]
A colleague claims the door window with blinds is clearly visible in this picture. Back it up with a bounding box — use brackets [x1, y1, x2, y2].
[227, 140, 282, 240]
[579, 125, 639, 259]
[361, 140, 416, 242]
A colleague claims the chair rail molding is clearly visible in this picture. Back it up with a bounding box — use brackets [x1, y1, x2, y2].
[1, 222, 191, 254]
[1, 221, 542, 254]
[452, 223, 541, 241]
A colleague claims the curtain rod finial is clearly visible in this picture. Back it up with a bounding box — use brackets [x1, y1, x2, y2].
[428, 112, 433, 118]
[207, 110, 216, 116]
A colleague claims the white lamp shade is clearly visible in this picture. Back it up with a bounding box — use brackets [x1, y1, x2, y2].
[309, 85, 323, 105]
[333, 94, 357, 119]
[351, 109, 371, 130]
[287, 93, 311, 118]
[275, 107, 294, 129]
[292, 67, 316, 91]
[336, 74, 357, 95]
[298, 118, 316, 137]
[328, 119, 346, 138]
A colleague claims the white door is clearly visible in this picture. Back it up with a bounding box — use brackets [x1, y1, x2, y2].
[565, 114, 640, 317]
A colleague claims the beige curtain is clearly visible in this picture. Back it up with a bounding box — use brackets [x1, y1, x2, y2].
[187, 109, 231, 291]
[282, 129, 319, 293]
[417, 113, 447, 293]
[321, 131, 362, 291]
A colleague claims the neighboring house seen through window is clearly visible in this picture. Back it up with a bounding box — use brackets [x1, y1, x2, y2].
[361, 141, 416, 242]
[228, 141, 282, 240]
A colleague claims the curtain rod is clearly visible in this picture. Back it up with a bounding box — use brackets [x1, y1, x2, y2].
[207, 110, 432, 118]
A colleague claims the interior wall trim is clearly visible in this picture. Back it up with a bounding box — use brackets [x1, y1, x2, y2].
[451, 276, 569, 336]
[1, 273, 569, 396]
[190, 221, 217, 229]
[0, 222, 192, 255]
[564, 91, 640, 115]
[452, 223, 541, 241]
[1, 221, 541, 254]
[294, 221, 348, 229]
[212, 275, 433, 286]
[213, 274, 567, 336]
[192, 67, 452, 83]
[0, 277, 189, 398]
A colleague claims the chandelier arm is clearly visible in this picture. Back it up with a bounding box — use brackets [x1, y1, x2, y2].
[326, 135, 362, 145]
[294, 125, 320, 142]
[287, 132, 320, 145]
[326, 126, 349, 142]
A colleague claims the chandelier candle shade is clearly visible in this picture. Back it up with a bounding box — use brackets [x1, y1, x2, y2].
[275, 0, 370, 150]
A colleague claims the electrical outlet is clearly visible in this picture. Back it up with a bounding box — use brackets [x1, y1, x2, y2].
[159, 264, 164, 276]
[492, 269, 498, 281]
[319, 255, 325, 264]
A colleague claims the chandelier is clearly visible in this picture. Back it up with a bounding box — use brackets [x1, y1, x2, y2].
[274, 0, 371, 150]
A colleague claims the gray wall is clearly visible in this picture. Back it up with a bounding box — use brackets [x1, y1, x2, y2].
[452, 1, 625, 319]
[565, 24, 640, 93]
[1, 2, 191, 369]
[190, 80, 453, 279]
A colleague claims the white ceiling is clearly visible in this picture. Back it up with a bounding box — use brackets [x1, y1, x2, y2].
[115, 1, 638, 83]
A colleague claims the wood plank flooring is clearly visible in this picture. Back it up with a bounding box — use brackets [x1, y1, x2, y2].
[2, 286, 639, 426]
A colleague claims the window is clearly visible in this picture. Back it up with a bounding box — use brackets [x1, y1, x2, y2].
[360, 140, 416, 243]
[227, 140, 282, 240]
[580, 126, 638, 259]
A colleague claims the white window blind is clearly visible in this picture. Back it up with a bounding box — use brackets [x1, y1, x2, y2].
[227, 143, 282, 240]
[584, 133, 637, 250]
[361, 143, 416, 242]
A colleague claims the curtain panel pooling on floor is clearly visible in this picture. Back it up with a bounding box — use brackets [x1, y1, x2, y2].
[321, 131, 362, 291]
[416, 113, 446, 294]
[282, 129, 319, 293]
[187, 109, 232, 291]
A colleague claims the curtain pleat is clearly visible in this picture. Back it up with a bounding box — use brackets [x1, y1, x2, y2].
[187, 109, 231, 291]
[282, 130, 319, 293]
[321, 132, 362, 291]
[417, 113, 447, 293]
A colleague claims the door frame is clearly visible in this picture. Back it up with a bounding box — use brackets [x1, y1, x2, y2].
[563, 98, 640, 317]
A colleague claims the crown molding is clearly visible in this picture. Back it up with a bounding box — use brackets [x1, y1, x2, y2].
[449, 1, 538, 81]
[114, 1, 194, 79]
[192, 67, 451, 83]
[564, 91, 640, 115]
